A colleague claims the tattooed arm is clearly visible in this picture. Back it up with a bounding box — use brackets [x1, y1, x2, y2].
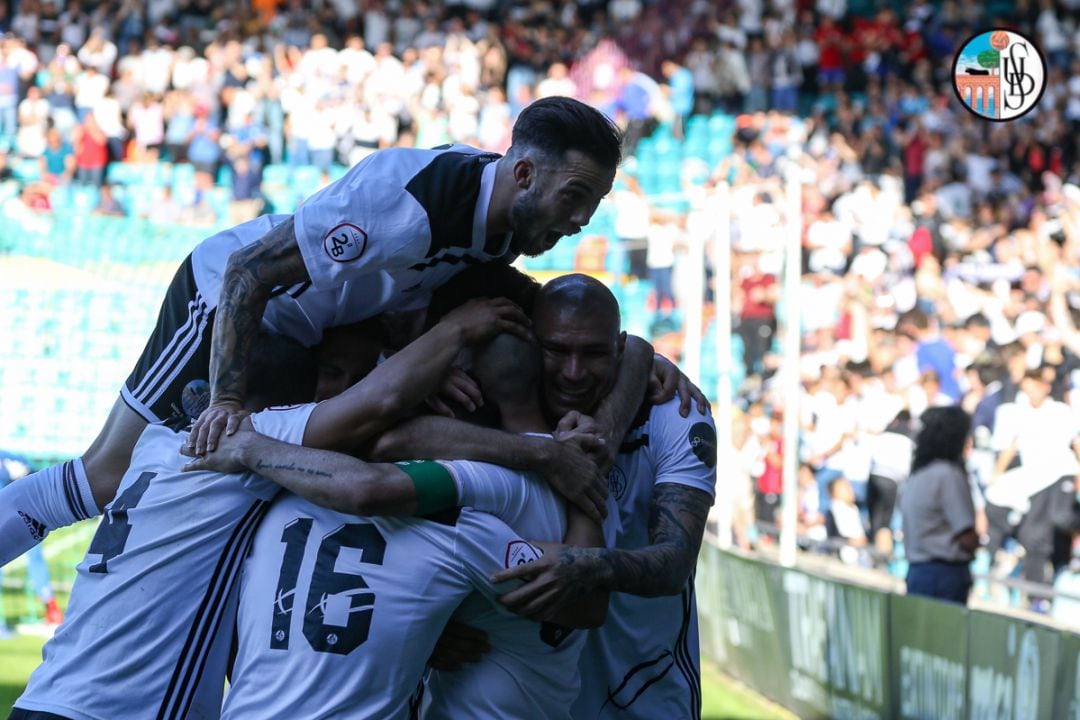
[189, 218, 311, 455]
[492, 483, 712, 623]
[183, 424, 426, 516]
[590, 483, 712, 596]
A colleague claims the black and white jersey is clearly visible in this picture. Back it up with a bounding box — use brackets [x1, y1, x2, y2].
[13, 406, 313, 720]
[223, 461, 568, 720]
[572, 398, 717, 720]
[191, 144, 510, 347]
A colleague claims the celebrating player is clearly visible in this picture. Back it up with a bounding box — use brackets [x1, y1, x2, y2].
[370, 274, 715, 718]
[0, 96, 622, 566]
[9, 299, 531, 720]
[187, 333, 608, 719]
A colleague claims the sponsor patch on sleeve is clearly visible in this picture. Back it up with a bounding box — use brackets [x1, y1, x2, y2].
[323, 223, 368, 263]
[688, 422, 717, 468]
[504, 539, 542, 569]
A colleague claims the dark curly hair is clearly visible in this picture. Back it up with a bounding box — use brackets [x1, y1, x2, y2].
[911, 406, 971, 474]
[508, 96, 623, 171]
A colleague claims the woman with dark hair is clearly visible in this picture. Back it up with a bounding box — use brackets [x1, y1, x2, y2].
[899, 406, 980, 604]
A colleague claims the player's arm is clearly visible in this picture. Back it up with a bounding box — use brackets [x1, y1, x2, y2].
[531, 504, 610, 628]
[190, 217, 310, 455]
[301, 298, 530, 453]
[586, 335, 654, 468]
[183, 427, 456, 517]
[494, 483, 713, 613]
[368, 416, 608, 523]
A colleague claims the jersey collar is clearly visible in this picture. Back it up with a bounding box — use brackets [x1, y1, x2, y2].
[475, 158, 512, 258]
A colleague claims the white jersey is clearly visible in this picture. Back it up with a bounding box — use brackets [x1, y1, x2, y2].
[420, 461, 602, 720]
[573, 397, 717, 720]
[190, 145, 509, 347]
[14, 405, 313, 720]
[223, 454, 569, 720]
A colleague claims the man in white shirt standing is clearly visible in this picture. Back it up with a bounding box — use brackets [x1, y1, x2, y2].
[988, 369, 1080, 589]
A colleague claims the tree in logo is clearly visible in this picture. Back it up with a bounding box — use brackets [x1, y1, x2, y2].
[976, 49, 999, 71]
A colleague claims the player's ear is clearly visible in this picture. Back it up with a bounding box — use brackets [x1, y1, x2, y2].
[513, 157, 535, 190]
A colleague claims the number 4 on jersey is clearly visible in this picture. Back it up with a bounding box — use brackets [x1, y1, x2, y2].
[85, 472, 156, 574]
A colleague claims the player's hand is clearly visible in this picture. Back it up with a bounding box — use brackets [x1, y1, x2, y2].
[425, 367, 484, 417]
[189, 400, 251, 456]
[180, 427, 255, 473]
[555, 411, 615, 472]
[427, 621, 491, 672]
[540, 439, 607, 523]
[649, 354, 710, 417]
[439, 297, 531, 345]
[492, 542, 599, 621]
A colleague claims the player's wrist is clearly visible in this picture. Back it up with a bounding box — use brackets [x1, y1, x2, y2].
[523, 434, 557, 470]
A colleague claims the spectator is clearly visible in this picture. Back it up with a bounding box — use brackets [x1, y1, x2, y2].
[0, 45, 18, 144]
[987, 369, 1080, 595]
[228, 154, 264, 225]
[186, 108, 221, 187]
[864, 410, 915, 556]
[147, 185, 183, 225]
[71, 112, 107, 187]
[737, 254, 778, 377]
[825, 475, 868, 550]
[900, 406, 979, 604]
[39, 126, 74, 185]
[127, 93, 165, 162]
[661, 58, 694, 140]
[898, 307, 961, 402]
[16, 85, 49, 158]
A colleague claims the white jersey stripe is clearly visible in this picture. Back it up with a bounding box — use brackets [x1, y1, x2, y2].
[140, 298, 211, 408]
[131, 293, 207, 400]
[130, 293, 204, 399]
[158, 501, 266, 719]
[673, 582, 701, 719]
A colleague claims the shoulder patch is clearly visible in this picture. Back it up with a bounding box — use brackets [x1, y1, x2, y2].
[688, 422, 717, 468]
[323, 223, 368, 263]
[504, 539, 542, 569]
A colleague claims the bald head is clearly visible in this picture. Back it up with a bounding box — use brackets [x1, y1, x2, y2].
[532, 274, 625, 419]
[533, 273, 621, 335]
[472, 333, 542, 405]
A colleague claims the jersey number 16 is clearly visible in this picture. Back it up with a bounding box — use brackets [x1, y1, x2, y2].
[271, 519, 387, 656]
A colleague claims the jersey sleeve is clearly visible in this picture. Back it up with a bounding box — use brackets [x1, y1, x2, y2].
[452, 507, 543, 603]
[242, 404, 318, 498]
[249, 403, 318, 444]
[292, 152, 431, 290]
[649, 400, 718, 498]
[438, 459, 516, 519]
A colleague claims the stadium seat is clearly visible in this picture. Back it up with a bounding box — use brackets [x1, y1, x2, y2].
[262, 163, 291, 188]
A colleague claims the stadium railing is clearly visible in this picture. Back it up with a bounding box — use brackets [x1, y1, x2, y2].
[697, 535, 1080, 720]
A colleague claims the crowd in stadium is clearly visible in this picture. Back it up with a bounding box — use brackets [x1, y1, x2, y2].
[1, 0, 1079, 617]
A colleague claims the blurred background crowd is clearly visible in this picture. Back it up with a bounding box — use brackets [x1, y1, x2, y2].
[0, 0, 1079, 622]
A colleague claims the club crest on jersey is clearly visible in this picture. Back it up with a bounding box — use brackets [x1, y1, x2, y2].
[607, 465, 627, 501]
[323, 223, 368, 263]
[688, 422, 717, 468]
[504, 540, 541, 569]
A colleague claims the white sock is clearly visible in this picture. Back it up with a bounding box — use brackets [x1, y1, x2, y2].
[0, 458, 100, 567]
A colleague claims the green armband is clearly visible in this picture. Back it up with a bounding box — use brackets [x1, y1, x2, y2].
[394, 460, 458, 517]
